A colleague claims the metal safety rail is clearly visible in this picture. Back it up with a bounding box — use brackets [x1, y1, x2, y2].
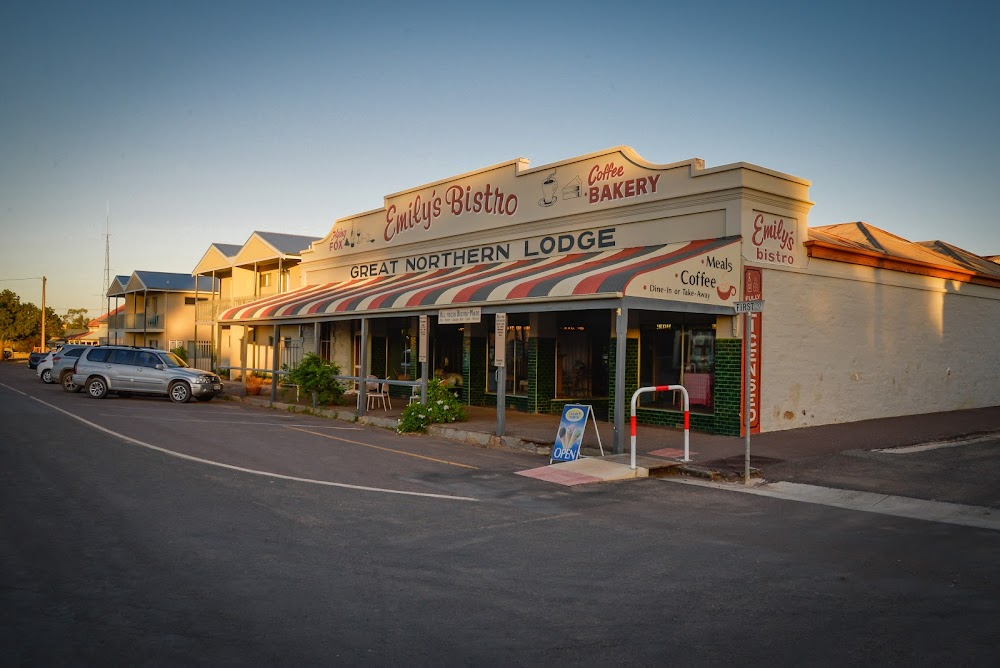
[630, 385, 691, 470]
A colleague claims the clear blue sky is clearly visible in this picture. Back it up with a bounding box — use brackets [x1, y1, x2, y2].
[2, 1, 998, 315]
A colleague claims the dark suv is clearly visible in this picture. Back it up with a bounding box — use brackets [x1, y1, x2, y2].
[27, 351, 50, 369]
[70, 346, 224, 403]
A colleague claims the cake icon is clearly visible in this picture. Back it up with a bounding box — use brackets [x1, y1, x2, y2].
[562, 176, 583, 199]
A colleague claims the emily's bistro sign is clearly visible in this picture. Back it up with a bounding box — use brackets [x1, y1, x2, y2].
[304, 147, 783, 309]
[313, 148, 674, 261]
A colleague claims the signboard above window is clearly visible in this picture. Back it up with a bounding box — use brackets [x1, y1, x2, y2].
[439, 307, 481, 324]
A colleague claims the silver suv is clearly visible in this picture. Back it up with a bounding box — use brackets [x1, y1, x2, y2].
[70, 346, 224, 403]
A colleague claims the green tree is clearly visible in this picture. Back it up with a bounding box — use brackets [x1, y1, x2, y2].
[0, 290, 21, 345]
[0, 293, 65, 350]
[44, 306, 65, 343]
[62, 307, 90, 331]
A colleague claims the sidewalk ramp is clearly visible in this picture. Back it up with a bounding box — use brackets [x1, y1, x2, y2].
[516, 455, 684, 486]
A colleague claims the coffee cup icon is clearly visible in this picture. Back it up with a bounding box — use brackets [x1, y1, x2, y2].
[540, 173, 558, 206]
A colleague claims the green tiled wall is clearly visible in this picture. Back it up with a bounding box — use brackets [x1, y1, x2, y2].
[534, 337, 554, 414]
[712, 337, 743, 436]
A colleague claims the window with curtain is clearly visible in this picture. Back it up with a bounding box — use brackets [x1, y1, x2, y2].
[487, 319, 530, 396]
[639, 316, 716, 412]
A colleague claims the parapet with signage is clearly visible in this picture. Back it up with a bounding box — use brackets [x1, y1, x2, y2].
[300, 146, 813, 284]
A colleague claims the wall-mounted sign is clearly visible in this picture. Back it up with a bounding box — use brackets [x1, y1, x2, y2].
[418, 315, 428, 363]
[744, 210, 805, 268]
[623, 237, 741, 307]
[742, 267, 763, 435]
[494, 312, 507, 367]
[439, 307, 481, 324]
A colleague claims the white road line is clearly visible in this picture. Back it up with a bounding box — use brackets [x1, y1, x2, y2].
[14, 388, 478, 503]
[663, 477, 1000, 531]
[873, 434, 1000, 454]
[97, 414, 363, 429]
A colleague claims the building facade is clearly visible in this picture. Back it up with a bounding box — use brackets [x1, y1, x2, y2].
[192, 232, 320, 375]
[105, 271, 218, 359]
[213, 147, 1000, 449]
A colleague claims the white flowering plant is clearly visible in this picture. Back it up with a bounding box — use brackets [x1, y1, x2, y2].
[396, 378, 467, 432]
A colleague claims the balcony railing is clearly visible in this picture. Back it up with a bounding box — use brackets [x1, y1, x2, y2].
[196, 295, 274, 322]
[125, 312, 164, 330]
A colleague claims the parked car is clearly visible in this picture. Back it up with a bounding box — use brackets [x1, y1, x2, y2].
[52, 345, 92, 390]
[35, 345, 89, 383]
[35, 351, 56, 383]
[70, 346, 224, 403]
[2, 348, 12, 361]
[27, 350, 50, 369]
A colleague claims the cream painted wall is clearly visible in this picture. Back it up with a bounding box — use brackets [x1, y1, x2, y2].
[162, 293, 196, 344]
[232, 267, 256, 298]
[329, 321, 353, 376]
[760, 260, 1000, 431]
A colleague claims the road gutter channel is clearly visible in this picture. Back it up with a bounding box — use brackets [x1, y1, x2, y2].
[662, 477, 1000, 531]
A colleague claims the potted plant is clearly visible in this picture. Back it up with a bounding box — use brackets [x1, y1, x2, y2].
[245, 374, 263, 395]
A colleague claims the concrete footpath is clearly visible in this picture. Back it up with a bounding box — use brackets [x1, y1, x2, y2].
[232, 384, 1000, 483]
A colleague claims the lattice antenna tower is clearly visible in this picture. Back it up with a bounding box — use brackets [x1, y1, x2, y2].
[102, 202, 111, 311]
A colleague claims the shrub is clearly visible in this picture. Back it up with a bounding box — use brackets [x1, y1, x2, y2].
[397, 379, 466, 433]
[171, 346, 188, 362]
[287, 353, 343, 405]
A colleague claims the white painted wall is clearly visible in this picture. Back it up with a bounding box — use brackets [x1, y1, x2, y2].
[760, 260, 1000, 431]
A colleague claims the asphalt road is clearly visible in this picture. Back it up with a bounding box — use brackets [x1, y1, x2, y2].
[2, 361, 998, 665]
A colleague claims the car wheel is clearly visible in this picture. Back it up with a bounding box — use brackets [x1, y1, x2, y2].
[169, 381, 192, 403]
[61, 372, 82, 393]
[41, 368, 52, 383]
[86, 377, 108, 399]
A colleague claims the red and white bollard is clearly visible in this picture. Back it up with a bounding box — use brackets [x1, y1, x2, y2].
[630, 385, 690, 470]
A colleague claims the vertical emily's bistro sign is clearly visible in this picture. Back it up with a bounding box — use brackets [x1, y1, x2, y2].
[742, 266, 763, 435]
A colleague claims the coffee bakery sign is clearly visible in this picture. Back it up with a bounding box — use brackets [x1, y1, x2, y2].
[315, 147, 677, 259]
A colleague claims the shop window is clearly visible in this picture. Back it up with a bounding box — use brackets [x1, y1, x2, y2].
[556, 326, 590, 398]
[433, 324, 463, 386]
[388, 326, 413, 380]
[487, 319, 530, 396]
[639, 318, 716, 413]
[555, 312, 609, 398]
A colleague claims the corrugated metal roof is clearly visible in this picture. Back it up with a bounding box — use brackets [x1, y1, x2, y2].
[253, 231, 321, 256]
[126, 271, 218, 293]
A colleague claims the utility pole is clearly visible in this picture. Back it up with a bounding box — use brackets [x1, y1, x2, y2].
[41, 275, 47, 351]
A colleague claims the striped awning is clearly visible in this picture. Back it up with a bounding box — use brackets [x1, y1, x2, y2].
[219, 237, 738, 322]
